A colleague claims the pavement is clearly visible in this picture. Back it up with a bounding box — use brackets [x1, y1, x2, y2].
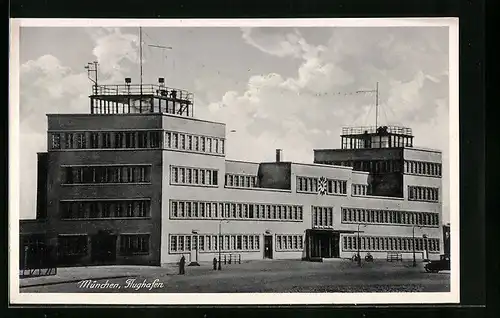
[19, 259, 450, 293]
[19, 264, 178, 288]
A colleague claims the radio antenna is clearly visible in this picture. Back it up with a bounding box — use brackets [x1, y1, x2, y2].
[84, 61, 99, 94]
[356, 82, 380, 127]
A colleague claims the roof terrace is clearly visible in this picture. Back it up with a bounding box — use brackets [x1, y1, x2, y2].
[89, 79, 194, 117]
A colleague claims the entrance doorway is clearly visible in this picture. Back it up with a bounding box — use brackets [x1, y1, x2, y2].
[307, 230, 340, 259]
[91, 230, 117, 265]
[264, 235, 273, 259]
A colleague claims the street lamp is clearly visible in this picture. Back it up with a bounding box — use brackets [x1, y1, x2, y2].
[189, 230, 200, 266]
[357, 223, 366, 267]
[422, 233, 428, 262]
[412, 225, 423, 267]
[218, 219, 229, 270]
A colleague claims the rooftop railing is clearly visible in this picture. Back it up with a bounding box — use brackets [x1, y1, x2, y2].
[341, 126, 413, 136]
[91, 84, 194, 103]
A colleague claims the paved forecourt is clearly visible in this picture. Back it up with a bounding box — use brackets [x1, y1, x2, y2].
[20, 259, 450, 293]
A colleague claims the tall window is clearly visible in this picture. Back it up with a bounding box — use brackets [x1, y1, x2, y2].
[65, 133, 74, 149]
[102, 133, 112, 148]
[90, 133, 99, 148]
[51, 134, 61, 149]
[115, 132, 124, 148]
[138, 132, 148, 148]
[120, 234, 150, 255]
[58, 235, 88, 256]
[150, 131, 160, 148]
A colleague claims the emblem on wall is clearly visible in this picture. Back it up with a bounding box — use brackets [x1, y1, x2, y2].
[318, 177, 328, 195]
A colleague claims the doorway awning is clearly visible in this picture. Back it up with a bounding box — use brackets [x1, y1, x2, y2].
[306, 228, 358, 235]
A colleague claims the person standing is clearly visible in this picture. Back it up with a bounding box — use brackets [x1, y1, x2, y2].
[179, 255, 186, 275]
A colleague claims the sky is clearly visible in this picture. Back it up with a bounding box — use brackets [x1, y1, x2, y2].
[17, 25, 451, 222]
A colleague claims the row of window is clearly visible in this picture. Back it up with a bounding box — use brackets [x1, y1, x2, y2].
[276, 235, 304, 251]
[169, 234, 260, 253]
[352, 184, 370, 196]
[62, 165, 151, 184]
[341, 208, 439, 226]
[326, 160, 402, 174]
[58, 234, 150, 256]
[60, 200, 150, 219]
[50, 131, 162, 150]
[342, 235, 440, 252]
[225, 174, 258, 188]
[165, 131, 225, 155]
[408, 186, 440, 202]
[312, 206, 334, 228]
[404, 160, 442, 177]
[296, 176, 347, 195]
[170, 200, 304, 221]
[170, 166, 219, 186]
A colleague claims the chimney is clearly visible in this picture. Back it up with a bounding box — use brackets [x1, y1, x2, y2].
[276, 149, 283, 162]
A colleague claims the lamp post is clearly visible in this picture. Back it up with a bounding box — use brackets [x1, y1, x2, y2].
[357, 223, 366, 267]
[423, 233, 428, 262]
[189, 230, 200, 266]
[218, 221, 222, 270]
[218, 219, 229, 270]
[412, 225, 423, 267]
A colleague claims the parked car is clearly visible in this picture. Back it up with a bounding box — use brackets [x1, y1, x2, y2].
[424, 255, 450, 273]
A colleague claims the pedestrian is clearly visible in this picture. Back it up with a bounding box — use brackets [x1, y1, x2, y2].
[213, 257, 217, 270]
[179, 255, 185, 275]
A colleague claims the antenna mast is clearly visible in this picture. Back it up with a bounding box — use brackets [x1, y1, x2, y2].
[84, 61, 99, 94]
[375, 82, 379, 128]
[356, 82, 380, 128]
[139, 26, 143, 96]
[148, 44, 173, 83]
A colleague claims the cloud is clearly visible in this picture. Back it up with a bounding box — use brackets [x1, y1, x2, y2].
[241, 28, 305, 58]
[201, 26, 450, 221]
[86, 28, 140, 81]
[19, 28, 140, 219]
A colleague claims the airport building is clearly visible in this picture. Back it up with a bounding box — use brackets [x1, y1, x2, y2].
[20, 78, 444, 267]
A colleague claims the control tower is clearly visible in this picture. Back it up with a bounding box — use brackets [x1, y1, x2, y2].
[89, 77, 194, 117]
[314, 125, 416, 198]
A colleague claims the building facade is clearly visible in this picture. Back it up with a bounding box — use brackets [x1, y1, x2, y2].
[20, 81, 444, 266]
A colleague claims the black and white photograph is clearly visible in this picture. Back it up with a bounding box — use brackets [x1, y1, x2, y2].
[9, 18, 459, 305]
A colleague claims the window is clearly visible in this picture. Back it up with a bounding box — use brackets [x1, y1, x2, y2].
[276, 235, 303, 251]
[102, 133, 111, 148]
[173, 133, 179, 148]
[408, 186, 439, 202]
[60, 200, 150, 219]
[138, 132, 148, 148]
[58, 235, 88, 256]
[150, 131, 160, 148]
[51, 134, 61, 149]
[207, 138, 212, 153]
[125, 132, 136, 148]
[120, 234, 150, 255]
[194, 136, 199, 151]
[63, 166, 150, 185]
[200, 137, 206, 152]
[180, 134, 185, 149]
[89, 133, 99, 149]
[165, 132, 172, 148]
[65, 133, 74, 149]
